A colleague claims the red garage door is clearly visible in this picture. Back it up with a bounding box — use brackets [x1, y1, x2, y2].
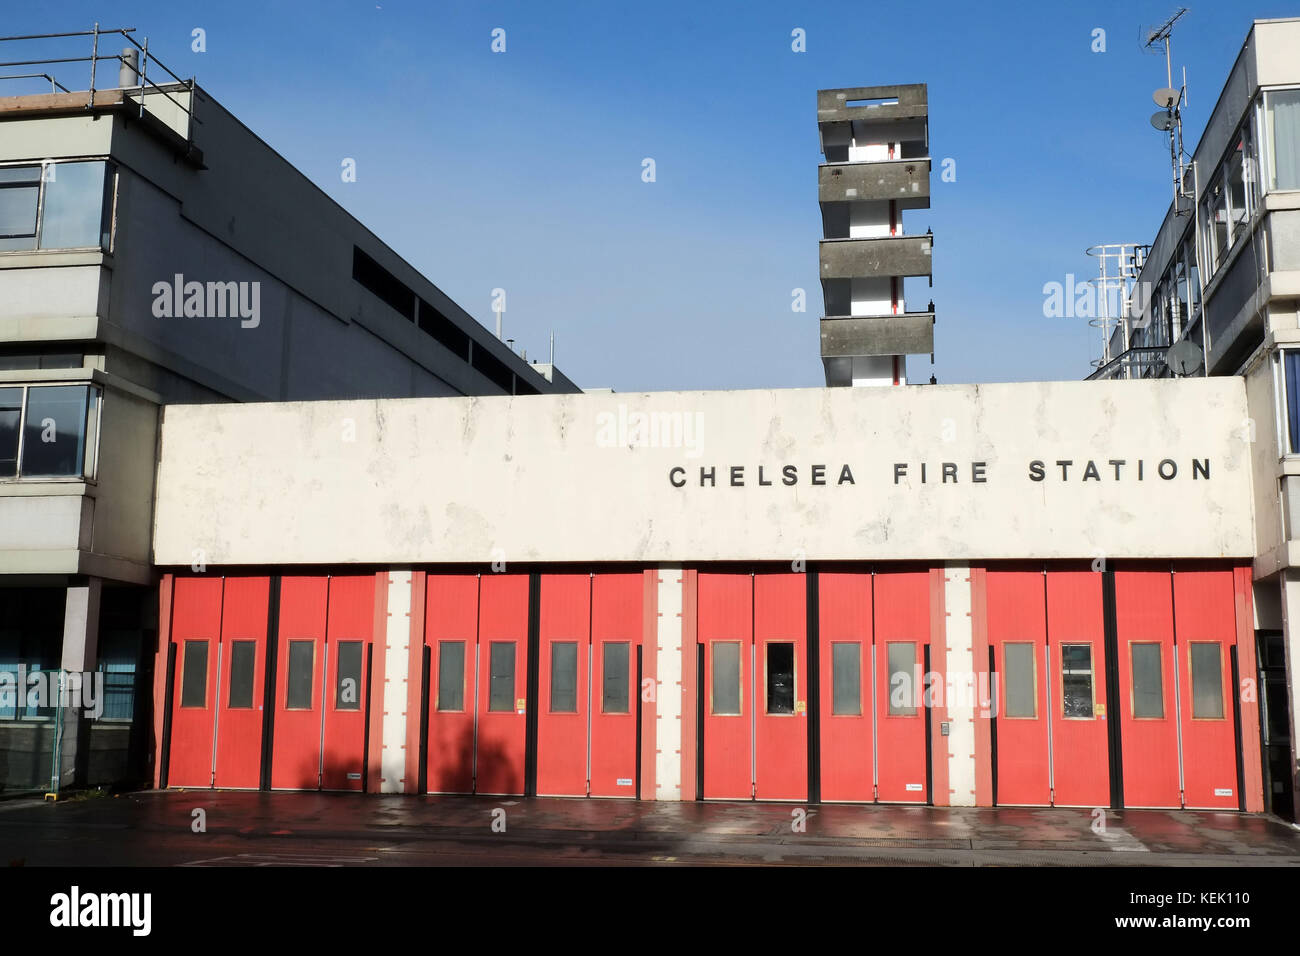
[167, 576, 270, 790]
[874, 570, 929, 803]
[270, 575, 375, 791]
[167, 577, 225, 789]
[818, 572, 873, 802]
[698, 571, 807, 801]
[425, 573, 530, 796]
[1173, 567, 1239, 809]
[1115, 566, 1240, 809]
[536, 573, 643, 798]
[1045, 569, 1109, 807]
[986, 567, 1050, 806]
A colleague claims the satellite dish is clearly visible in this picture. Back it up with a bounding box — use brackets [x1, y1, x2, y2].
[1153, 87, 1181, 108]
[1150, 110, 1175, 132]
[1166, 339, 1203, 376]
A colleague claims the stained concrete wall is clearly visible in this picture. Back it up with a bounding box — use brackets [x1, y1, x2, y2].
[153, 377, 1254, 567]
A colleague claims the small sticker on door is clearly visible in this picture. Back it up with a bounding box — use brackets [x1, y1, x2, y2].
[346, 772, 361, 780]
[1214, 787, 1233, 796]
[616, 778, 633, 787]
[1096, 704, 1106, 717]
[516, 698, 526, 709]
[905, 783, 923, 791]
[794, 701, 806, 714]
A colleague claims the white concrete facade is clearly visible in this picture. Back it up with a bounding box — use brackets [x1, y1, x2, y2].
[152, 378, 1255, 568]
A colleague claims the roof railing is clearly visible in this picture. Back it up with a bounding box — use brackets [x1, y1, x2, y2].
[0, 24, 198, 143]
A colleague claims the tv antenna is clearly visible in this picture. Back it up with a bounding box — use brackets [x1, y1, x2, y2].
[1144, 8, 1193, 215]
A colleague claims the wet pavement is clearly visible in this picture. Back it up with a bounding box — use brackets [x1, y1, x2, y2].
[1, 790, 1298, 866]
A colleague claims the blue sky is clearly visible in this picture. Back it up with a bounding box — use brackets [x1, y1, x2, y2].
[11, 1, 1298, 390]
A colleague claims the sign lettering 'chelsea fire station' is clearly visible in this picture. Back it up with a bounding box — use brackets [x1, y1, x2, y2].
[667, 457, 1211, 487]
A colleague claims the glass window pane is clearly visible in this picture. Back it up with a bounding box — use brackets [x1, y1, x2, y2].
[0, 184, 38, 247]
[1004, 643, 1036, 718]
[180, 640, 208, 708]
[602, 642, 629, 714]
[765, 642, 795, 715]
[1268, 89, 1300, 191]
[335, 640, 363, 710]
[1131, 643, 1164, 718]
[0, 166, 42, 185]
[1287, 352, 1300, 454]
[38, 161, 109, 250]
[436, 641, 465, 711]
[887, 642, 917, 716]
[1061, 644, 1094, 718]
[488, 642, 515, 712]
[1190, 643, 1225, 719]
[21, 385, 89, 477]
[712, 641, 741, 715]
[831, 643, 861, 716]
[285, 640, 314, 710]
[227, 640, 255, 709]
[549, 641, 578, 713]
[0, 387, 21, 478]
[96, 629, 138, 721]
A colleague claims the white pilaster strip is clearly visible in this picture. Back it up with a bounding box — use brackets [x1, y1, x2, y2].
[945, 562, 977, 806]
[655, 566, 683, 801]
[380, 569, 412, 794]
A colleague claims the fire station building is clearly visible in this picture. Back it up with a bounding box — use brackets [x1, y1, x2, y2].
[147, 378, 1265, 810]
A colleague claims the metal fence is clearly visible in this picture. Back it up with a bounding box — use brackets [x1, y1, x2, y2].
[0, 24, 198, 142]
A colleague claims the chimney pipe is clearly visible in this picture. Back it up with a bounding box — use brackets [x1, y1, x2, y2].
[119, 48, 139, 89]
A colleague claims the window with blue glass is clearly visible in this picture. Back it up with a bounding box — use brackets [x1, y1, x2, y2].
[1286, 350, 1300, 454]
[96, 630, 139, 722]
[0, 161, 114, 252]
[0, 383, 100, 480]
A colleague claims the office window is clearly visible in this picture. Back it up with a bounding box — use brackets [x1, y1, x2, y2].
[1226, 138, 1250, 240]
[1267, 89, 1300, 192]
[1201, 174, 1227, 276]
[0, 384, 100, 481]
[0, 387, 20, 478]
[39, 162, 112, 249]
[0, 161, 114, 252]
[1285, 350, 1300, 454]
[0, 166, 40, 250]
[22, 385, 92, 477]
[1183, 236, 1200, 318]
[0, 628, 61, 721]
